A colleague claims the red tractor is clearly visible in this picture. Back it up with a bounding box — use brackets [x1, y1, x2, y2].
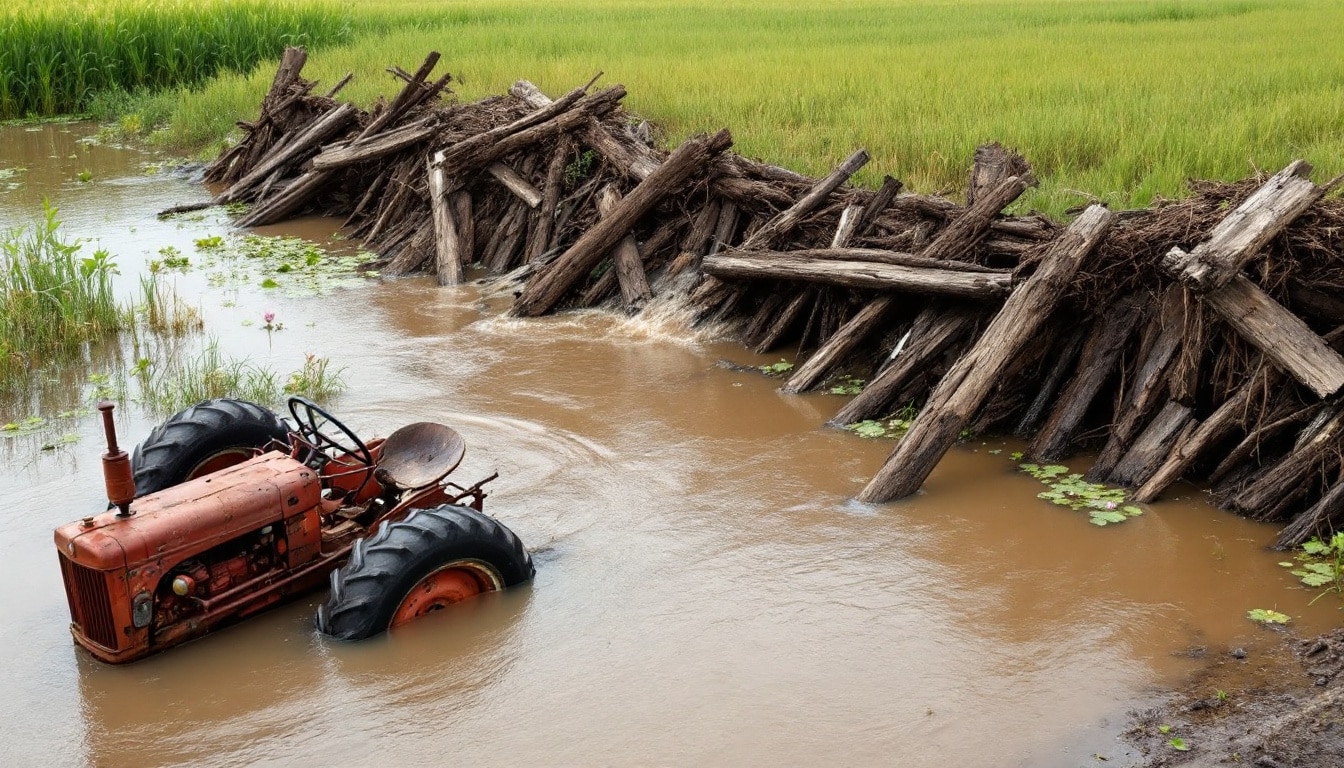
[54, 397, 533, 664]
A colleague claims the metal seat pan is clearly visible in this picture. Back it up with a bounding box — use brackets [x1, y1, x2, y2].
[376, 422, 466, 490]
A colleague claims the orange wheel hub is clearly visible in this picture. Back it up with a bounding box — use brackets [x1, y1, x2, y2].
[390, 563, 499, 628]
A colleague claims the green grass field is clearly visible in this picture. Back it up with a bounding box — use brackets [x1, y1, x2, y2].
[8, 0, 1344, 215]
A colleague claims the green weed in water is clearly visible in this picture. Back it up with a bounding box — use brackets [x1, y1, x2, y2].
[1246, 608, 1291, 625]
[1278, 532, 1344, 605]
[130, 338, 345, 413]
[196, 233, 376, 295]
[1018, 463, 1144, 526]
[1, 203, 126, 393]
[758, 359, 794, 377]
[828, 376, 864, 396]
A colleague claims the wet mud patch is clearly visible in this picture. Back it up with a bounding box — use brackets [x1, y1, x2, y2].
[1127, 628, 1344, 767]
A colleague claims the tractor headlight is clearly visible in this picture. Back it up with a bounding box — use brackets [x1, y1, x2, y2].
[132, 591, 153, 628]
[171, 575, 195, 596]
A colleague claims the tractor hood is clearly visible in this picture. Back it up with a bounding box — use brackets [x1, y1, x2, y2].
[55, 452, 321, 570]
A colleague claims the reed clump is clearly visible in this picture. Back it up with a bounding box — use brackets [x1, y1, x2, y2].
[0, 0, 352, 119]
[1, 204, 125, 390]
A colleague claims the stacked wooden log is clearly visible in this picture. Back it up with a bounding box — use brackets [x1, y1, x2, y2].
[201, 48, 1344, 548]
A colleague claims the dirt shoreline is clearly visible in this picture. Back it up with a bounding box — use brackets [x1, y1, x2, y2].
[1126, 626, 1344, 767]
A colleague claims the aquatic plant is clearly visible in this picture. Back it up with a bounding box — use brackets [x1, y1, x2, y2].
[0, 204, 124, 392]
[1018, 463, 1144, 526]
[758, 359, 793, 376]
[1279, 533, 1344, 604]
[1246, 608, 1291, 625]
[131, 339, 344, 413]
[828, 376, 864, 396]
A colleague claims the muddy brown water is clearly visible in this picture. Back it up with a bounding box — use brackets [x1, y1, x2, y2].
[1, 123, 1338, 767]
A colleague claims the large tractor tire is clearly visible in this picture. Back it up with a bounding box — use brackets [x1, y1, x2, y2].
[131, 399, 290, 497]
[317, 505, 534, 641]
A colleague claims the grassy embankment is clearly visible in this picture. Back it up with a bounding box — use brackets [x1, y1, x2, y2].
[5, 0, 1343, 214]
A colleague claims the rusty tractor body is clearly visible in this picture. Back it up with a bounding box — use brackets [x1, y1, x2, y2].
[54, 398, 531, 664]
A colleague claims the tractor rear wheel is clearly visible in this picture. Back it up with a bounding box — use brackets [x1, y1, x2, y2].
[131, 399, 289, 496]
[316, 505, 534, 640]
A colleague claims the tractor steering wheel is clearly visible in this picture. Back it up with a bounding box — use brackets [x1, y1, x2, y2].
[287, 396, 374, 471]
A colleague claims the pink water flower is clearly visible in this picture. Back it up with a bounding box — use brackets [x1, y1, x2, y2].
[264, 311, 276, 324]
[1105, 501, 1117, 510]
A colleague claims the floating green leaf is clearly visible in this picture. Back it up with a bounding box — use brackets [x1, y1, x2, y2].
[1246, 608, 1291, 624]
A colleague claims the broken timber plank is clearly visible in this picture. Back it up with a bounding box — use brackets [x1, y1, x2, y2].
[309, 115, 438, 170]
[782, 296, 894, 393]
[1133, 365, 1276, 502]
[1166, 161, 1325, 292]
[216, 102, 357, 203]
[828, 306, 980, 426]
[858, 204, 1115, 503]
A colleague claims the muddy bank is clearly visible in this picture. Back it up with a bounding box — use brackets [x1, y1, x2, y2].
[1128, 627, 1344, 767]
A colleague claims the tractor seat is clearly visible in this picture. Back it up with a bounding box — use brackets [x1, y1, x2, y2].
[376, 422, 466, 491]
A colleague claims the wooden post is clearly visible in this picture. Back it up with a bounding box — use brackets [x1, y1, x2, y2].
[596, 185, 653, 312]
[858, 205, 1115, 502]
[1133, 365, 1274, 502]
[429, 151, 463, 286]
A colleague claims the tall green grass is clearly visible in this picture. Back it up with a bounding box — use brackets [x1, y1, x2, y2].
[0, 0, 353, 119]
[1, 204, 125, 389]
[10, 0, 1344, 213]
[157, 0, 1344, 214]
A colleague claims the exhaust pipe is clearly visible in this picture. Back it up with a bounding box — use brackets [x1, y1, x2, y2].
[97, 401, 135, 516]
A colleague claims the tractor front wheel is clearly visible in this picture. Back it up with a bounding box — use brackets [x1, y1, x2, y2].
[317, 505, 534, 641]
[131, 399, 290, 496]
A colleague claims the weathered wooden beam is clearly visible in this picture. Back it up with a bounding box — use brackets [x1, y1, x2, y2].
[1109, 401, 1194, 488]
[513, 129, 733, 316]
[309, 115, 437, 171]
[919, 175, 1029, 262]
[1134, 365, 1274, 502]
[754, 289, 813, 354]
[1085, 289, 1188, 481]
[734, 247, 1005, 274]
[1277, 474, 1344, 548]
[429, 151, 463, 286]
[437, 86, 624, 178]
[702, 253, 1011, 299]
[526, 135, 573, 262]
[783, 296, 894, 393]
[596, 185, 653, 312]
[216, 102, 357, 203]
[1200, 274, 1344, 399]
[738, 149, 870, 250]
[486, 161, 543, 208]
[858, 205, 1115, 502]
[1166, 161, 1324, 292]
[828, 306, 980, 426]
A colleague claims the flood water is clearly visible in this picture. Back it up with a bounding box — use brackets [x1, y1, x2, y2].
[2, 123, 1338, 767]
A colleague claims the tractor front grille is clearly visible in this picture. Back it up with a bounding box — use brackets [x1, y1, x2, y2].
[59, 554, 118, 650]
